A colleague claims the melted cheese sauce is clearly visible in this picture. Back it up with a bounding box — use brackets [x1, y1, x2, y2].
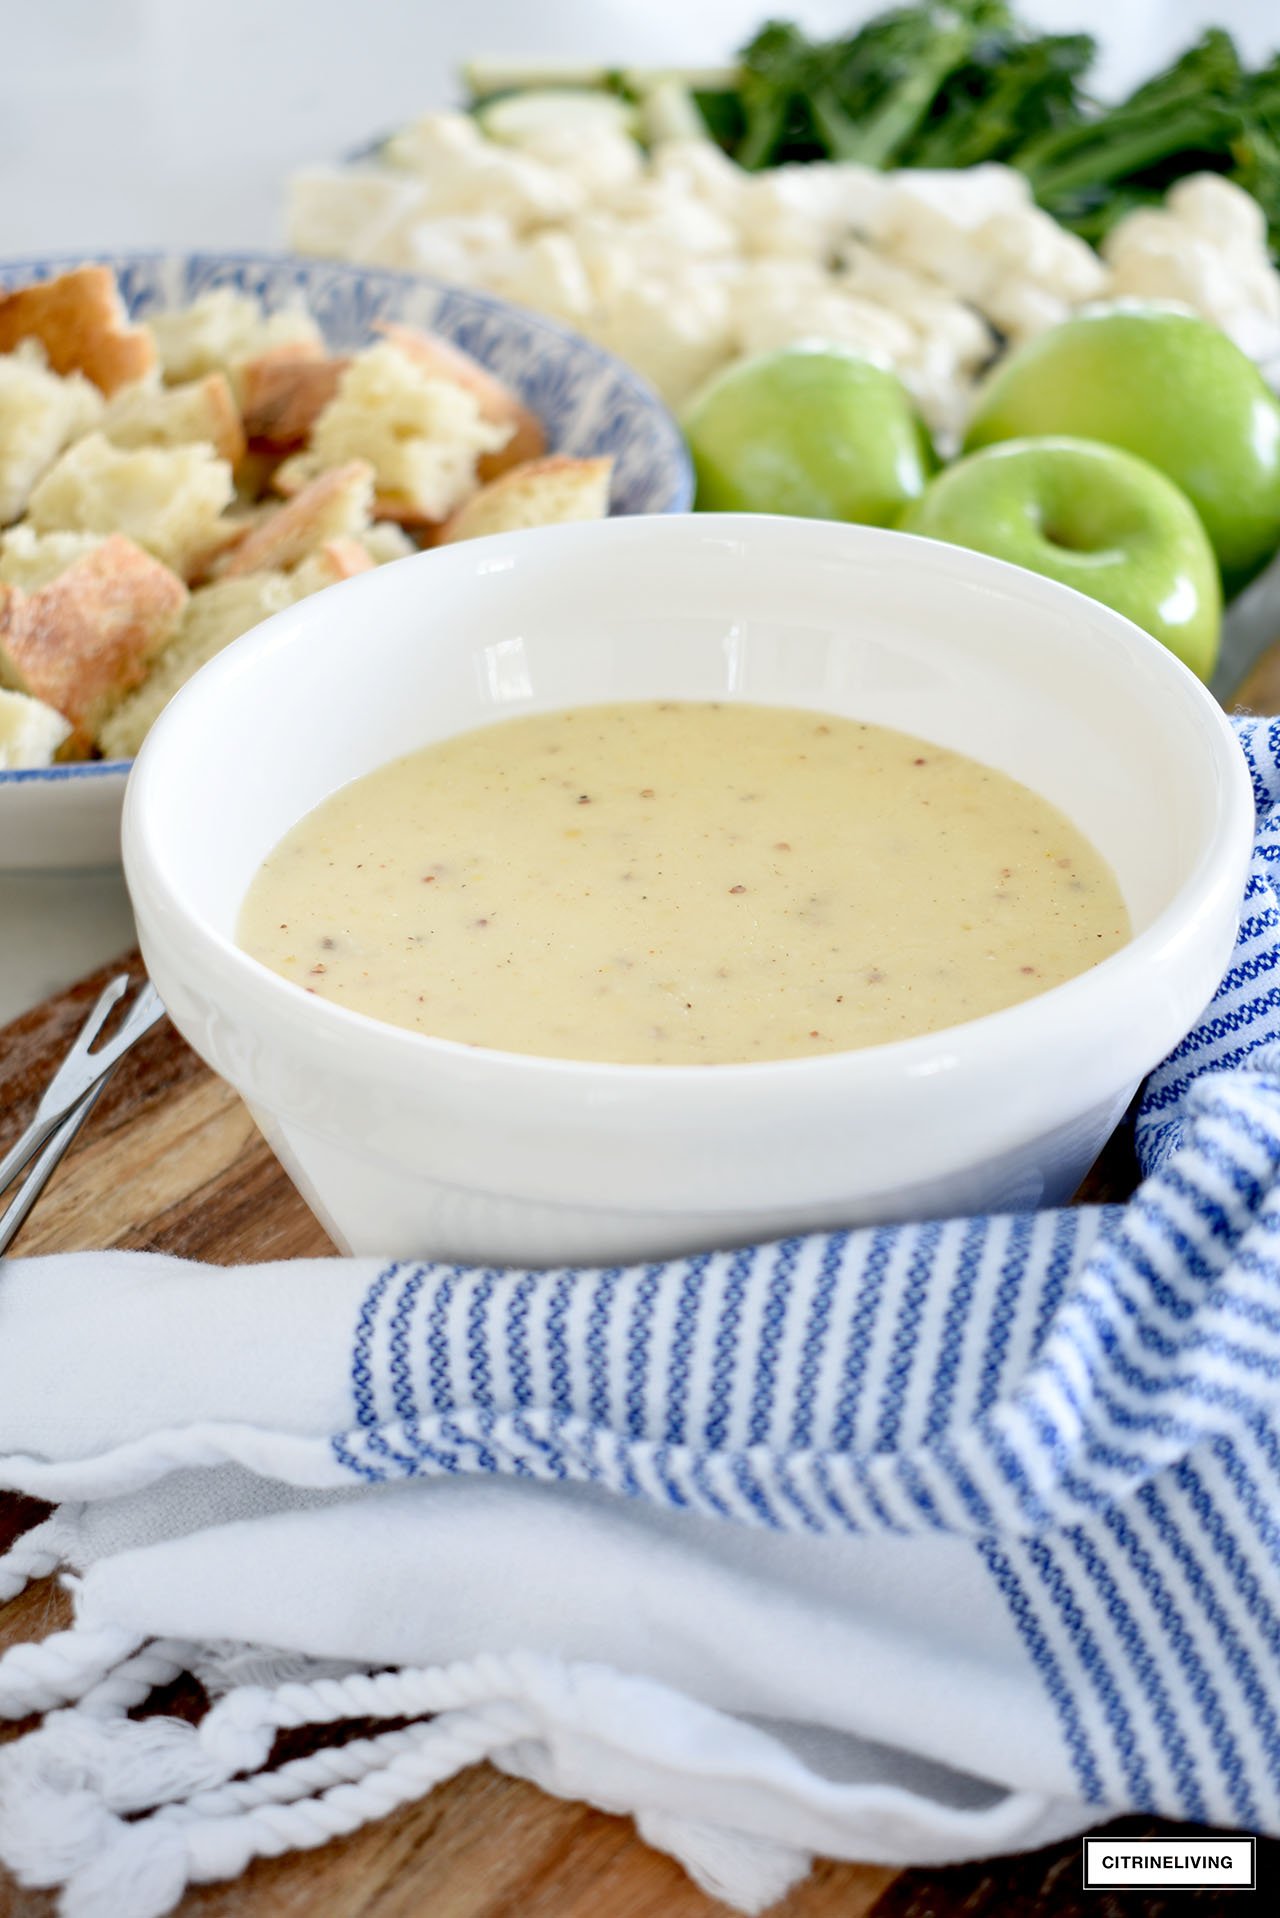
[238, 701, 1130, 1065]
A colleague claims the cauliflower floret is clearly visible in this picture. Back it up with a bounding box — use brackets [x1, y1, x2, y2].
[0, 343, 103, 524]
[981, 278, 1075, 344]
[1103, 175, 1280, 367]
[497, 125, 644, 202]
[979, 209, 1106, 307]
[837, 242, 994, 365]
[733, 280, 917, 370]
[1167, 173, 1271, 254]
[288, 167, 437, 267]
[276, 343, 510, 522]
[739, 163, 888, 261]
[898, 360, 977, 449]
[490, 233, 597, 326]
[648, 140, 750, 223]
[400, 212, 520, 287]
[381, 111, 584, 229]
[585, 185, 740, 266]
[381, 109, 488, 174]
[587, 272, 734, 408]
[867, 164, 1031, 270]
[870, 166, 1107, 321]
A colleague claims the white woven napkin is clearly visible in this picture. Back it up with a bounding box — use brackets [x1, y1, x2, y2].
[2, 715, 1280, 1918]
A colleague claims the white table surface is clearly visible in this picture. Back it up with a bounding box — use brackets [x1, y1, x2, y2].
[0, 0, 1274, 1025]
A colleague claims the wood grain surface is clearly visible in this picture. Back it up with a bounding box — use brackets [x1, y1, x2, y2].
[0, 953, 1270, 1915]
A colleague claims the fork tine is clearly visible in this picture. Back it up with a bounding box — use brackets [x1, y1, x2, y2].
[89, 981, 166, 1067]
[50, 975, 132, 1080]
[0, 975, 164, 1202]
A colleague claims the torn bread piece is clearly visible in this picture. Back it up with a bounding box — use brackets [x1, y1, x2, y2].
[436, 454, 612, 545]
[360, 521, 416, 565]
[97, 540, 373, 760]
[275, 342, 510, 525]
[96, 573, 297, 760]
[102, 371, 246, 466]
[0, 686, 72, 769]
[375, 322, 545, 481]
[287, 537, 376, 597]
[0, 534, 187, 744]
[0, 527, 105, 591]
[0, 344, 104, 524]
[238, 345, 347, 448]
[0, 265, 155, 395]
[149, 290, 323, 390]
[26, 433, 235, 578]
[221, 461, 374, 578]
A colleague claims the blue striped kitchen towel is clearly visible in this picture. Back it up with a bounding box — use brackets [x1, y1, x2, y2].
[1, 717, 1280, 1916]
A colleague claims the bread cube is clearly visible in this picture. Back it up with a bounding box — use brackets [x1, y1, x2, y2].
[148, 289, 322, 388]
[275, 342, 510, 524]
[96, 572, 296, 759]
[360, 522, 417, 565]
[287, 537, 376, 597]
[0, 534, 187, 742]
[437, 455, 611, 544]
[0, 345, 103, 524]
[97, 533, 377, 758]
[0, 527, 106, 591]
[102, 371, 245, 465]
[375, 323, 545, 481]
[238, 346, 347, 448]
[0, 686, 72, 768]
[0, 266, 155, 394]
[26, 432, 235, 578]
[221, 461, 374, 577]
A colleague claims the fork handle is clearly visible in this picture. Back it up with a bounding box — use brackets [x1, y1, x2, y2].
[0, 1109, 61, 1204]
[0, 1075, 111, 1257]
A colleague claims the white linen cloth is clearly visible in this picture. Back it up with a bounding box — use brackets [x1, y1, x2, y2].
[2, 716, 1280, 1916]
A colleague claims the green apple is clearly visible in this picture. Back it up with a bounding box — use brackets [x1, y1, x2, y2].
[901, 436, 1221, 679]
[684, 344, 934, 523]
[964, 305, 1280, 596]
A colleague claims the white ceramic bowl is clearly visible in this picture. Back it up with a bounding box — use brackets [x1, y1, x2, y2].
[123, 514, 1254, 1266]
[0, 249, 691, 871]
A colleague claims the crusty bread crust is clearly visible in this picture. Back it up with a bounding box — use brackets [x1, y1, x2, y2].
[376, 322, 546, 481]
[103, 370, 247, 467]
[26, 432, 235, 580]
[288, 537, 377, 596]
[436, 454, 612, 545]
[273, 343, 510, 527]
[189, 372, 247, 466]
[222, 460, 374, 577]
[0, 266, 156, 395]
[239, 346, 348, 448]
[0, 533, 186, 742]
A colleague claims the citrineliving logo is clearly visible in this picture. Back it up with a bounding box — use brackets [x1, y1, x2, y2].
[1082, 1836, 1256, 1890]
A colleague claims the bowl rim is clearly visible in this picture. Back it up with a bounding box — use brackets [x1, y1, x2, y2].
[123, 512, 1256, 1092]
[0, 245, 693, 790]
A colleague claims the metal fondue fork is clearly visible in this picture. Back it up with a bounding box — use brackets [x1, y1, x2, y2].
[0, 975, 166, 1254]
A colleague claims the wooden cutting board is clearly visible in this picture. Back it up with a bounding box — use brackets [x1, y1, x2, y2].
[0, 953, 1268, 1916]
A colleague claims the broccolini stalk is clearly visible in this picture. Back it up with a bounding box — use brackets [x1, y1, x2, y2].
[820, 9, 981, 167]
[1019, 31, 1245, 199]
[909, 32, 1095, 170]
[735, 5, 1005, 171]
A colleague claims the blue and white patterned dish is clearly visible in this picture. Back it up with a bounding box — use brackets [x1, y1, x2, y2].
[0, 250, 693, 870]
